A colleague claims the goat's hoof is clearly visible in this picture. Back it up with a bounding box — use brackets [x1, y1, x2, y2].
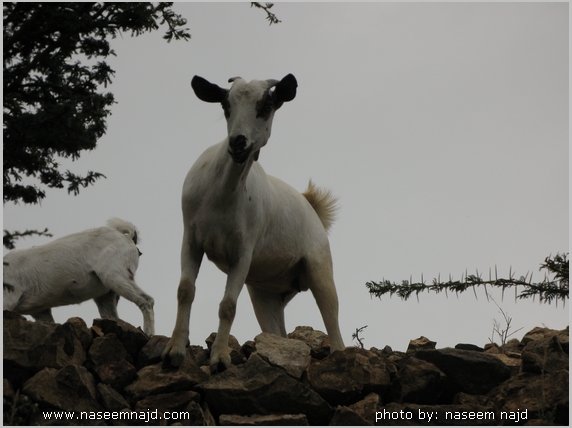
[168, 352, 185, 368]
[161, 343, 185, 368]
[209, 351, 232, 374]
[209, 360, 230, 374]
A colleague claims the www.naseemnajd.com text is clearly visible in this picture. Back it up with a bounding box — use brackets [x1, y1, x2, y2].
[375, 408, 528, 423]
[42, 409, 188, 423]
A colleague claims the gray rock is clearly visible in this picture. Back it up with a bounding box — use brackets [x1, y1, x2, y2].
[97, 383, 131, 411]
[348, 392, 383, 422]
[94, 359, 137, 391]
[92, 318, 149, 362]
[23, 365, 102, 413]
[307, 347, 392, 406]
[521, 335, 568, 374]
[4, 312, 87, 372]
[287, 326, 331, 359]
[136, 335, 169, 370]
[454, 344, 484, 352]
[406, 336, 437, 354]
[254, 332, 311, 379]
[124, 358, 207, 402]
[488, 369, 569, 425]
[329, 406, 372, 426]
[415, 347, 511, 398]
[198, 353, 332, 425]
[393, 357, 446, 404]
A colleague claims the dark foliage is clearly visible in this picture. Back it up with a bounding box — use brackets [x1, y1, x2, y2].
[3, 2, 189, 248]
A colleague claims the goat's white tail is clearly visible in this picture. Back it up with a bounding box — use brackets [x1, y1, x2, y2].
[302, 180, 338, 233]
[107, 218, 140, 245]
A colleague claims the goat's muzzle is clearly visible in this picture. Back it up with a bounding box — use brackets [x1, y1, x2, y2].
[228, 135, 252, 164]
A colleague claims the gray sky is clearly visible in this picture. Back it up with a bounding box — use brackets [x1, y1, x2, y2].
[4, 3, 569, 352]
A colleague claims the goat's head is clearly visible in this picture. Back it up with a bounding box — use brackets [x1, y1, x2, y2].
[191, 74, 297, 164]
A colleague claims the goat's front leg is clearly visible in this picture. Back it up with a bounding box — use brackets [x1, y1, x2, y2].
[210, 255, 251, 373]
[162, 239, 204, 367]
[32, 308, 55, 323]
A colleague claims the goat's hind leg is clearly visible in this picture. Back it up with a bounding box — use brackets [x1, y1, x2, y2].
[247, 285, 295, 337]
[304, 258, 345, 352]
[94, 290, 119, 319]
[99, 274, 155, 336]
[32, 308, 55, 323]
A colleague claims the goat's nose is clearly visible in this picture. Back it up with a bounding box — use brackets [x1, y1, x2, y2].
[229, 135, 248, 152]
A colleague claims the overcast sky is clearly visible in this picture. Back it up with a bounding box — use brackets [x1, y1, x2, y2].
[4, 3, 569, 352]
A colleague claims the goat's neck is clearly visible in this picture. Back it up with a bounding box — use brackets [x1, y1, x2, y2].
[214, 139, 255, 196]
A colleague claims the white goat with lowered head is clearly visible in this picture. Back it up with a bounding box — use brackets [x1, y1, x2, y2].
[3, 218, 155, 335]
[162, 74, 345, 372]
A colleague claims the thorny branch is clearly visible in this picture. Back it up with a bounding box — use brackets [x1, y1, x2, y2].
[366, 253, 569, 306]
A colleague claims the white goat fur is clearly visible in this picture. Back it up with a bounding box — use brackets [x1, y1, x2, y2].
[163, 74, 345, 371]
[3, 218, 155, 335]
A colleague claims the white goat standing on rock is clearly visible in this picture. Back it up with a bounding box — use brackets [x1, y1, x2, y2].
[3, 218, 155, 336]
[162, 74, 345, 372]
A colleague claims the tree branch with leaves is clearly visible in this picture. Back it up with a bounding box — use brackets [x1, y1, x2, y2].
[3, 2, 190, 249]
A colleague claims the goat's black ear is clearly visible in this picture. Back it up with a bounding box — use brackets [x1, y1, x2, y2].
[191, 76, 227, 103]
[273, 74, 297, 108]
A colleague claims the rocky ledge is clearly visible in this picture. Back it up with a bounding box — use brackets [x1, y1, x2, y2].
[3, 310, 568, 426]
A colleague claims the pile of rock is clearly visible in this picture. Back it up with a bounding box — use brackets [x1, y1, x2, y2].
[3, 311, 568, 425]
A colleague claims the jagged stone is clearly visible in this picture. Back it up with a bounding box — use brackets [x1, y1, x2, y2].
[189, 344, 211, 367]
[219, 413, 309, 425]
[3, 312, 87, 372]
[241, 340, 256, 359]
[22, 365, 102, 413]
[254, 332, 311, 379]
[66, 317, 94, 351]
[330, 406, 372, 426]
[124, 358, 207, 402]
[370, 345, 395, 358]
[307, 347, 392, 406]
[392, 356, 446, 404]
[487, 369, 568, 425]
[94, 359, 137, 391]
[91, 324, 105, 338]
[197, 353, 332, 425]
[97, 383, 131, 411]
[205, 332, 247, 366]
[348, 392, 382, 422]
[521, 326, 558, 345]
[488, 353, 521, 376]
[288, 326, 331, 359]
[521, 335, 568, 374]
[89, 333, 132, 365]
[415, 348, 511, 399]
[454, 344, 483, 352]
[92, 318, 149, 362]
[483, 343, 501, 354]
[86, 333, 137, 390]
[136, 335, 169, 370]
[406, 336, 436, 354]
